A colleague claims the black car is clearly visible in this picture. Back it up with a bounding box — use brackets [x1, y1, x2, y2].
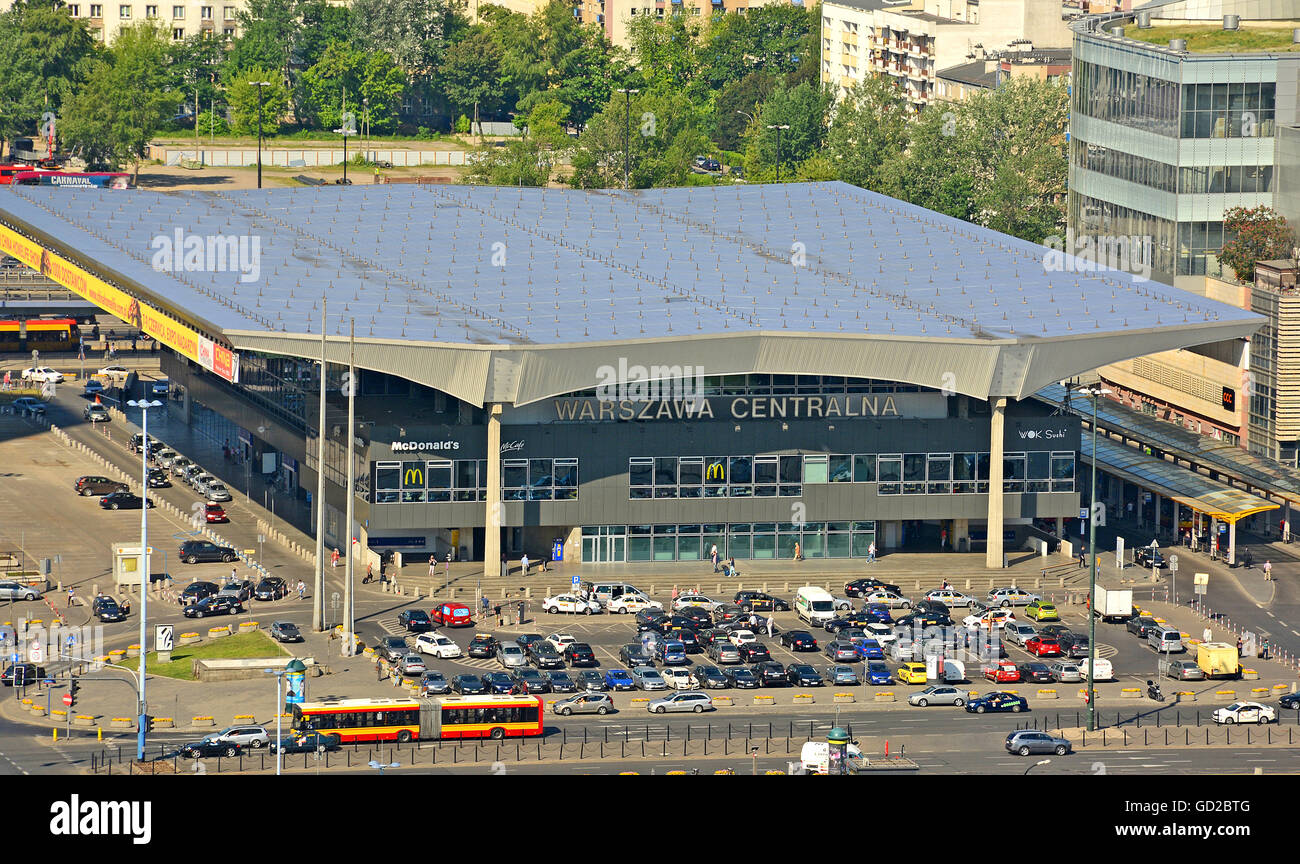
[1020, 662, 1053, 684]
[1058, 633, 1090, 659]
[254, 577, 288, 601]
[529, 643, 565, 669]
[546, 670, 577, 693]
[914, 599, 950, 617]
[735, 591, 790, 613]
[824, 614, 877, 633]
[635, 610, 668, 632]
[845, 577, 902, 598]
[738, 642, 771, 663]
[180, 737, 242, 759]
[675, 606, 712, 630]
[692, 664, 730, 689]
[0, 664, 46, 686]
[183, 595, 243, 618]
[565, 642, 598, 667]
[468, 634, 500, 658]
[780, 630, 819, 651]
[398, 609, 431, 632]
[146, 469, 171, 488]
[178, 581, 220, 605]
[270, 621, 303, 643]
[272, 731, 340, 754]
[511, 668, 550, 694]
[515, 634, 545, 652]
[92, 596, 125, 622]
[1281, 692, 1300, 710]
[619, 643, 654, 668]
[420, 671, 450, 696]
[712, 603, 747, 625]
[751, 661, 788, 687]
[179, 540, 237, 564]
[719, 614, 771, 634]
[1134, 548, 1166, 569]
[698, 628, 730, 648]
[128, 433, 159, 454]
[451, 674, 486, 695]
[575, 669, 607, 691]
[895, 612, 952, 628]
[723, 666, 759, 689]
[99, 491, 153, 510]
[786, 663, 824, 687]
[482, 671, 514, 694]
[675, 628, 703, 653]
[1126, 616, 1159, 638]
[652, 614, 699, 635]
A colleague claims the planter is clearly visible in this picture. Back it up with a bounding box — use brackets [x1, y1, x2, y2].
[152, 717, 174, 729]
[73, 715, 96, 727]
[791, 694, 815, 704]
[191, 716, 216, 727]
[712, 696, 733, 707]
[179, 632, 202, 646]
[752, 695, 774, 706]
[238, 622, 259, 633]
[30, 705, 45, 716]
[126, 645, 140, 658]
[1120, 688, 1141, 699]
[1175, 691, 1197, 702]
[1213, 690, 1237, 703]
[1037, 689, 1058, 700]
[833, 693, 856, 704]
[1241, 669, 1259, 681]
[109, 717, 133, 729]
[208, 626, 230, 638]
[872, 692, 896, 703]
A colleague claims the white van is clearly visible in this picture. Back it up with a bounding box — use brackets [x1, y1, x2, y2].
[581, 582, 641, 606]
[1076, 657, 1113, 681]
[795, 586, 837, 626]
[799, 740, 864, 775]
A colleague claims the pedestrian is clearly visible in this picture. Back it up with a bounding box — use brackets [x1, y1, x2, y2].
[494, 603, 502, 627]
[1078, 548, 1086, 569]
[711, 544, 719, 573]
[365, 562, 374, 584]
[766, 615, 774, 638]
[1264, 560, 1273, 581]
[749, 613, 758, 629]
[1262, 638, 1271, 660]
[331, 548, 340, 568]
[1244, 548, 1254, 569]
[728, 557, 737, 576]
[867, 542, 876, 564]
[428, 557, 437, 580]
[672, 585, 679, 602]
[520, 553, 529, 576]
[1203, 627, 1212, 644]
[391, 665, 401, 687]
[376, 658, 385, 682]
[119, 596, 131, 616]
[66, 586, 75, 607]
[230, 566, 237, 583]
[1236, 636, 1243, 656]
[296, 579, 306, 599]
[940, 528, 947, 551]
[481, 595, 490, 620]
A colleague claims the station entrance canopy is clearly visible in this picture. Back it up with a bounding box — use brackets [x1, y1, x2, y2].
[1083, 434, 1278, 524]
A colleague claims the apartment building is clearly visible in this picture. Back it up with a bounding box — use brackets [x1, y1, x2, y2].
[0, 0, 247, 42]
[821, 0, 1072, 107]
[571, 0, 802, 50]
[935, 45, 1071, 101]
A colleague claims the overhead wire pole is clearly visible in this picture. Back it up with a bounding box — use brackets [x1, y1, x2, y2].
[615, 87, 639, 190]
[1082, 383, 1110, 732]
[343, 319, 356, 655]
[313, 298, 327, 632]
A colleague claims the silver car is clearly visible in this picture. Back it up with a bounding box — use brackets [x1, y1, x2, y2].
[205, 483, 233, 503]
[1159, 658, 1205, 681]
[496, 642, 527, 668]
[552, 692, 614, 715]
[1048, 661, 1083, 683]
[825, 664, 860, 685]
[212, 725, 269, 749]
[646, 691, 714, 714]
[631, 666, 667, 691]
[0, 581, 42, 601]
[908, 685, 971, 707]
[1004, 623, 1037, 648]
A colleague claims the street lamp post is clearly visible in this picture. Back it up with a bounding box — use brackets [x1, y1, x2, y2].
[1078, 384, 1111, 732]
[766, 124, 790, 183]
[251, 82, 271, 189]
[615, 88, 639, 190]
[266, 658, 307, 776]
[126, 398, 161, 762]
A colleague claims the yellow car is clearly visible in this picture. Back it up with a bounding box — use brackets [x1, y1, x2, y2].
[896, 662, 928, 684]
[1024, 601, 1059, 622]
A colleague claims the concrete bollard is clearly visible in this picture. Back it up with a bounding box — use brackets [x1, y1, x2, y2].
[1120, 688, 1141, 699]
[833, 693, 856, 703]
[873, 691, 896, 703]
[1037, 689, 1058, 700]
[1213, 690, 1237, 703]
[191, 716, 216, 727]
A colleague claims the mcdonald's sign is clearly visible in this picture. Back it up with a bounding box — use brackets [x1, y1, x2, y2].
[403, 466, 425, 487]
[705, 461, 726, 482]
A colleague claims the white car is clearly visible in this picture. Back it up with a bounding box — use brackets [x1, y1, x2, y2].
[924, 589, 978, 608]
[863, 590, 912, 609]
[864, 622, 897, 645]
[21, 366, 64, 383]
[673, 594, 718, 611]
[1213, 701, 1276, 725]
[542, 593, 601, 615]
[98, 365, 130, 381]
[606, 594, 664, 614]
[414, 632, 462, 658]
[987, 587, 1042, 607]
[545, 633, 577, 655]
[728, 629, 758, 647]
[660, 668, 698, 690]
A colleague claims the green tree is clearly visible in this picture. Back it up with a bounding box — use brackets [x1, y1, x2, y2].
[1220, 206, 1296, 284]
[627, 14, 703, 98]
[167, 33, 229, 125]
[0, 1, 97, 149]
[743, 80, 830, 177]
[301, 42, 407, 132]
[713, 71, 777, 151]
[465, 99, 570, 187]
[439, 27, 506, 126]
[349, 0, 465, 105]
[569, 89, 710, 189]
[825, 76, 908, 192]
[60, 22, 181, 181]
[227, 68, 290, 136]
[878, 105, 976, 221]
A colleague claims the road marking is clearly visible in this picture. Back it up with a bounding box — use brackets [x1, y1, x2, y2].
[0, 752, 28, 776]
[1292, 630, 1300, 637]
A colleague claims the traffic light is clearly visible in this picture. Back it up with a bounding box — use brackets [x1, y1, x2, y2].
[143, 715, 153, 733]
[67, 678, 77, 708]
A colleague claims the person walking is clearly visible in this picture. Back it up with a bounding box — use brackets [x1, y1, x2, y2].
[1264, 560, 1273, 581]
[940, 528, 948, 551]
[1261, 637, 1271, 660]
[296, 579, 306, 599]
[711, 545, 719, 573]
[365, 562, 374, 584]
[766, 615, 774, 638]
[520, 554, 529, 577]
[331, 548, 340, 568]
[793, 541, 802, 562]
[494, 603, 503, 627]
[671, 585, 679, 603]
[66, 586, 75, 607]
[1236, 636, 1243, 656]
[428, 557, 437, 580]
[230, 566, 237, 584]
[481, 595, 490, 621]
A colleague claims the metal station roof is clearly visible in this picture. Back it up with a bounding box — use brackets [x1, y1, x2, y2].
[1036, 382, 1300, 503]
[1084, 434, 1278, 523]
[0, 182, 1263, 407]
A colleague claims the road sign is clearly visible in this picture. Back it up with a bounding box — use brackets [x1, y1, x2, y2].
[1079, 508, 1088, 521]
[62, 693, 73, 707]
[571, 575, 580, 587]
[1193, 572, 1209, 586]
[28, 640, 43, 663]
[155, 625, 174, 652]
[1169, 555, 1178, 571]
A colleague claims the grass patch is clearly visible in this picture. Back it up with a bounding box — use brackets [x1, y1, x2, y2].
[144, 631, 289, 681]
[1125, 23, 1300, 53]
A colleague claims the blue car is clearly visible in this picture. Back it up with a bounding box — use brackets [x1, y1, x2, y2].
[482, 671, 515, 694]
[854, 639, 885, 661]
[861, 604, 893, 624]
[964, 691, 1029, 714]
[865, 662, 893, 685]
[604, 668, 636, 691]
[656, 640, 688, 666]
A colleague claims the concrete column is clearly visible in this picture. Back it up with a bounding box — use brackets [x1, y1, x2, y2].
[1135, 491, 1144, 527]
[1153, 492, 1162, 536]
[985, 397, 1007, 569]
[1228, 520, 1236, 566]
[953, 518, 970, 552]
[484, 403, 503, 578]
[1055, 516, 1064, 538]
[178, 387, 191, 425]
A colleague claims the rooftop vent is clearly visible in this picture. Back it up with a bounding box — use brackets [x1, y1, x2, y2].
[1170, 37, 1187, 50]
[1223, 14, 1239, 29]
[1136, 11, 1151, 27]
[1112, 25, 1125, 37]
[1293, 27, 1300, 42]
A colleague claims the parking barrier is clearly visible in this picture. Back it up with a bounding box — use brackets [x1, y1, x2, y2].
[1213, 690, 1237, 703]
[192, 716, 216, 727]
[108, 717, 132, 729]
[1037, 689, 1058, 699]
[1120, 688, 1141, 699]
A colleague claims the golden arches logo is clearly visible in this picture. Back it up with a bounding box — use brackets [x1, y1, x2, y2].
[403, 467, 424, 486]
[705, 462, 725, 481]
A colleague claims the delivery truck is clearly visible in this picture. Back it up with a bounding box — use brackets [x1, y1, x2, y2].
[1093, 584, 1133, 622]
[1196, 642, 1240, 679]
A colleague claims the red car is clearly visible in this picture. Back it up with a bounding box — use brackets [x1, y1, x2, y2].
[982, 661, 1021, 683]
[204, 503, 228, 523]
[1024, 636, 1062, 657]
[430, 601, 474, 627]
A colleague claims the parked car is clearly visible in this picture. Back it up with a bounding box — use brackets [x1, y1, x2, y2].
[825, 664, 860, 686]
[1019, 662, 1053, 684]
[924, 589, 978, 609]
[1004, 623, 1037, 647]
[272, 731, 341, 754]
[734, 591, 790, 613]
[1005, 729, 1071, 756]
[179, 540, 237, 564]
[528, 642, 565, 669]
[178, 581, 220, 605]
[545, 670, 577, 692]
[845, 578, 902, 598]
[75, 475, 127, 497]
[1023, 601, 1060, 622]
[691, 664, 729, 689]
[99, 491, 152, 510]
[451, 674, 486, 695]
[824, 639, 860, 663]
[965, 692, 1029, 714]
[908, 685, 971, 707]
[780, 630, 819, 652]
[543, 593, 602, 615]
[420, 671, 450, 696]
[619, 643, 654, 669]
[552, 692, 614, 715]
[0, 581, 42, 602]
[647, 691, 713, 713]
[482, 671, 514, 694]
[414, 632, 461, 658]
[1159, 658, 1205, 681]
[660, 667, 698, 690]
[602, 668, 635, 691]
[632, 666, 667, 691]
[738, 643, 771, 663]
[987, 587, 1042, 607]
[606, 594, 663, 614]
[655, 640, 688, 666]
[398, 609, 432, 632]
[182, 595, 243, 618]
[751, 661, 787, 687]
[379, 636, 410, 662]
[1213, 701, 1276, 725]
[496, 642, 527, 668]
[146, 468, 170, 488]
[10, 397, 46, 415]
[1048, 661, 1083, 683]
[1024, 636, 1063, 657]
[217, 579, 254, 602]
[564, 642, 598, 667]
[724, 665, 760, 688]
[430, 602, 474, 627]
[269, 621, 303, 643]
[204, 483, 233, 503]
[511, 667, 550, 694]
[785, 664, 824, 687]
[254, 577, 287, 600]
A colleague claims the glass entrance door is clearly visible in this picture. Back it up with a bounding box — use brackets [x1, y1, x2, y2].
[581, 526, 626, 563]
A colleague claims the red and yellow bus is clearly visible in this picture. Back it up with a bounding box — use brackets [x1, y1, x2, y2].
[0, 318, 77, 352]
[290, 695, 544, 743]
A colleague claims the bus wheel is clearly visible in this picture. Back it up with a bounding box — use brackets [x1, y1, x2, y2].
[490, 727, 505, 740]
[397, 730, 412, 743]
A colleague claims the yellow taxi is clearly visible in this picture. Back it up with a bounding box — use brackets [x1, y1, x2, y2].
[896, 662, 928, 684]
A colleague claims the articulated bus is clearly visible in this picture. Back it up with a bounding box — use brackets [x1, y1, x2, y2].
[0, 318, 78, 352]
[290, 695, 544, 743]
